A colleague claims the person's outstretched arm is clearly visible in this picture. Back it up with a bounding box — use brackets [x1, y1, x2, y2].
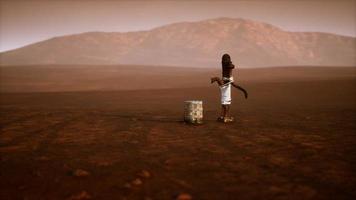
[231, 82, 248, 99]
[210, 77, 224, 86]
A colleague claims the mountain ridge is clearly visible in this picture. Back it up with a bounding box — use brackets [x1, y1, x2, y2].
[1, 17, 355, 67]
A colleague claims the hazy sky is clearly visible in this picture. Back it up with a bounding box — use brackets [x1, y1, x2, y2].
[1, 0, 355, 52]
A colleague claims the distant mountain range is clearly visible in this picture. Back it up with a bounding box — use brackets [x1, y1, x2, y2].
[1, 18, 355, 67]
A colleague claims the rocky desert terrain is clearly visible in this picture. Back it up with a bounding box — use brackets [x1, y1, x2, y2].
[0, 66, 355, 199]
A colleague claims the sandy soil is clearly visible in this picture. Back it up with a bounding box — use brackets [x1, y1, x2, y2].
[0, 66, 356, 199]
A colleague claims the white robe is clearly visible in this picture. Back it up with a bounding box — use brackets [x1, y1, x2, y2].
[220, 77, 234, 105]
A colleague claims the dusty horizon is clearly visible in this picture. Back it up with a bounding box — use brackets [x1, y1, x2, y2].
[1, 0, 355, 52]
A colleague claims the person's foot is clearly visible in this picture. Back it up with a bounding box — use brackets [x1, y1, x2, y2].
[217, 116, 224, 121]
[223, 116, 234, 123]
[217, 116, 234, 123]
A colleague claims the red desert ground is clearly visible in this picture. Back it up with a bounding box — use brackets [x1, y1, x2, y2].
[0, 18, 356, 200]
[0, 65, 355, 199]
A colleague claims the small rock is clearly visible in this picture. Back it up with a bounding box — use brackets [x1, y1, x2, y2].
[72, 169, 90, 177]
[36, 156, 50, 161]
[131, 178, 143, 186]
[96, 161, 111, 167]
[176, 193, 192, 200]
[243, 156, 251, 161]
[123, 182, 131, 189]
[33, 171, 42, 177]
[67, 191, 91, 200]
[138, 170, 151, 178]
[63, 164, 71, 170]
[164, 159, 172, 165]
[18, 185, 26, 190]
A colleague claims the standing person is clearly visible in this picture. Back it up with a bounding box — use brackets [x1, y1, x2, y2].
[211, 54, 248, 123]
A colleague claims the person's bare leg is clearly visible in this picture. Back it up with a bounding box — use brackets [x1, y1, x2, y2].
[224, 105, 230, 118]
[221, 105, 226, 119]
[222, 105, 234, 123]
[221, 105, 229, 119]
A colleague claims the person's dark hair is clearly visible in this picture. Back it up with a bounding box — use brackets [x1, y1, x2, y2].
[222, 54, 234, 68]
